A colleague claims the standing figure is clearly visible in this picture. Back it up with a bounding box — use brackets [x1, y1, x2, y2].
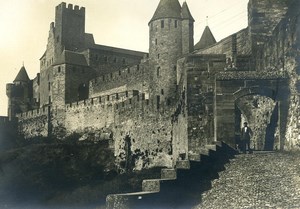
[241, 122, 253, 154]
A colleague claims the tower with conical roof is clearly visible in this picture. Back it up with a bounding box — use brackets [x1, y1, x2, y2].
[181, 1, 195, 54]
[6, 66, 33, 119]
[194, 26, 216, 50]
[149, 0, 194, 100]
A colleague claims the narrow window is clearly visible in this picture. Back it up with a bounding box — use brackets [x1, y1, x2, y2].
[157, 96, 160, 109]
[161, 89, 164, 95]
[161, 20, 164, 28]
[174, 65, 177, 71]
[157, 67, 160, 77]
[58, 66, 61, 73]
[107, 95, 110, 101]
[122, 58, 126, 64]
[155, 39, 158, 45]
[175, 20, 178, 28]
[116, 93, 119, 100]
[48, 82, 51, 91]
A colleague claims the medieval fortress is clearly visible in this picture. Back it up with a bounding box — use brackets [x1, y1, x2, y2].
[2, 0, 300, 170]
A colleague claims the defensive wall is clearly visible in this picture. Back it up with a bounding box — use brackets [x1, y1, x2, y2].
[259, 0, 300, 149]
[89, 62, 150, 98]
[180, 54, 226, 154]
[196, 28, 252, 71]
[86, 45, 148, 76]
[260, 0, 298, 150]
[17, 87, 188, 170]
[16, 106, 50, 139]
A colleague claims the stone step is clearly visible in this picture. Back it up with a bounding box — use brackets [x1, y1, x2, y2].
[205, 144, 217, 151]
[106, 191, 158, 209]
[142, 179, 160, 192]
[189, 153, 201, 161]
[199, 147, 210, 156]
[176, 160, 190, 169]
[161, 168, 177, 179]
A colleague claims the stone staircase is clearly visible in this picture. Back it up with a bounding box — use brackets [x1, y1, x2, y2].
[106, 142, 237, 209]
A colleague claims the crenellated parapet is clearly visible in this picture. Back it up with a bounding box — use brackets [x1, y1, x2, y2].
[91, 64, 144, 85]
[56, 2, 85, 15]
[16, 106, 50, 121]
[89, 63, 150, 98]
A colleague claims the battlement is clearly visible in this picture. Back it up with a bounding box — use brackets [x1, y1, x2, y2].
[66, 90, 140, 110]
[16, 106, 49, 120]
[56, 2, 85, 14]
[91, 64, 144, 85]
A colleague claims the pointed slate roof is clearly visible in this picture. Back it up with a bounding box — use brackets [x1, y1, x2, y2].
[181, 1, 194, 21]
[14, 66, 30, 83]
[194, 26, 217, 50]
[150, 0, 182, 23]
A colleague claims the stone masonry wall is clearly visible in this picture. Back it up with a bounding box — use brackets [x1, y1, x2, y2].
[260, 0, 300, 149]
[197, 29, 251, 58]
[85, 47, 146, 76]
[89, 62, 150, 99]
[62, 90, 187, 170]
[17, 107, 49, 139]
[285, 95, 300, 149]
[184, 54, 226, 154]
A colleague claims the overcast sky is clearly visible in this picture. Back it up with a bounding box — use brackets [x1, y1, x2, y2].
[0, 0, 249, 116]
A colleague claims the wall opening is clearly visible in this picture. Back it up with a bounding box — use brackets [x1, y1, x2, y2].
[124, 135, 133, 172]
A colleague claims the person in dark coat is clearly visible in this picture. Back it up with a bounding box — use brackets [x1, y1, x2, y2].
[241, 122, 253, 154]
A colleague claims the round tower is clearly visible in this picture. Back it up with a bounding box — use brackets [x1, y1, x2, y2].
[149, 0, 183, 100]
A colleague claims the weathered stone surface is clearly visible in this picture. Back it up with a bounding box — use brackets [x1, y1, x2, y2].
[197, 152, 300, 209]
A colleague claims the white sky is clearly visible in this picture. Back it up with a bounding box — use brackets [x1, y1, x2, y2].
[0, 0, 249, 116]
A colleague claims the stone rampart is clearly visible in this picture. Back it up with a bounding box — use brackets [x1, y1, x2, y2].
[260, 0, 300, 149]
[89, 63, 150, 98]
[16, 106, 50, 139]
[63, 89, 187, 170]
[197, 28, 251, 57]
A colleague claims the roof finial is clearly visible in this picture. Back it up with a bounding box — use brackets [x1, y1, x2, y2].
[206, 16, 209, 26]
[22, 61, 24, 67]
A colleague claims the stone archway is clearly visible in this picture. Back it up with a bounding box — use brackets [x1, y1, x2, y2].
[235, 95, 279, 151]
[214, 74, 289, 150]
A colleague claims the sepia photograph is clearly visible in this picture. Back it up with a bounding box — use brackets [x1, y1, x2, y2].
[0, 0, 299, 208]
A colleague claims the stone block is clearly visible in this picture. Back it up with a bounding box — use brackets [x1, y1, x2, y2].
[161, 168, 177, 180]
[142, 179, 160, 192]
